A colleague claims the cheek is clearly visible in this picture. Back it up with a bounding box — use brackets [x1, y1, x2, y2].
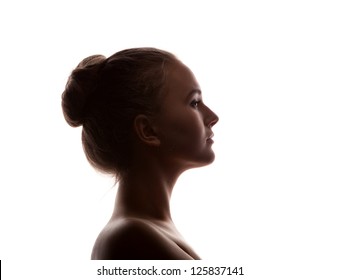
[161, 113, 205, 149]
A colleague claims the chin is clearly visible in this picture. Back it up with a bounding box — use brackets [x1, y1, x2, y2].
[190, 152, 216, 169]
[205, 153, 216, 165]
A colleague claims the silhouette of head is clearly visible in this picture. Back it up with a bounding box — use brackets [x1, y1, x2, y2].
[62, 48, 219, 180]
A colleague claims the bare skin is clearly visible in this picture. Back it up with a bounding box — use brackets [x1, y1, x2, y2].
[91, 60, 219, 260]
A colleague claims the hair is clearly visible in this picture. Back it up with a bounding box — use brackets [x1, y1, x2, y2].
[61, 47, 177, 179]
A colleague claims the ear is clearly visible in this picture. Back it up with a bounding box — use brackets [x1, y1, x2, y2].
[133, 114, 160, 147]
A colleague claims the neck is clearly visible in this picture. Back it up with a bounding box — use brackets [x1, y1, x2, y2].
[112, 160, 183, 222]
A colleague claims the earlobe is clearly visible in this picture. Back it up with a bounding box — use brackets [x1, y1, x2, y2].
[134, 115, 160, 147]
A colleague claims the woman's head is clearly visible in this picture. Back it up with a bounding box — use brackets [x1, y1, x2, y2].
[62, 48, 177, 178]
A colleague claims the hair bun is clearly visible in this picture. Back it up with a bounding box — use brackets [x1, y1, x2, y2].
[61, 55, 106, 127]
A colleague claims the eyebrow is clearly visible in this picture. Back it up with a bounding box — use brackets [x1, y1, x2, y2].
[187, 89, 202, 99]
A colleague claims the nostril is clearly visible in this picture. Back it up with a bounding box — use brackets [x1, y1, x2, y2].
[208, 115, 219, 128]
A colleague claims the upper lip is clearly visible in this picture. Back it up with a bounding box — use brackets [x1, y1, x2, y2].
[207, 133, 214, 140]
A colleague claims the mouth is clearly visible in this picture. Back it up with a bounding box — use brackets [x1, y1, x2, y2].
[206, 133, 214, 143]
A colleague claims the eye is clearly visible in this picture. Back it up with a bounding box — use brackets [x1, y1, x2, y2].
[190, 99, 201, 108]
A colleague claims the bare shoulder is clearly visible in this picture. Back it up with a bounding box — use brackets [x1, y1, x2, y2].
[91, 218, 193, 260]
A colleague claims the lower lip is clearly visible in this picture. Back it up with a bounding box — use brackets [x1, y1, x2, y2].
[206, 138, 214, 144]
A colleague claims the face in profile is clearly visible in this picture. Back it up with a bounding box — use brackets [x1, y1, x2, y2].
[154, 60, 219, 170]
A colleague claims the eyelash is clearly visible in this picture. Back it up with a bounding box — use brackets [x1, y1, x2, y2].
[190, 99, 201, 108]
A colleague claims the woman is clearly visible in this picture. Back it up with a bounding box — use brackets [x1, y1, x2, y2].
[62, 48, 219, 260]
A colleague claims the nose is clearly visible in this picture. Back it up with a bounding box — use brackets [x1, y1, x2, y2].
[205, 106, 219, 128]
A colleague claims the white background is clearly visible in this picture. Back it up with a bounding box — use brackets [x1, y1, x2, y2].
[0, 0, 338, 279]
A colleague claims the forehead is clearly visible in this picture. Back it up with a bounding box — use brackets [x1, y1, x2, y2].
[165, 61, 200, 98]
